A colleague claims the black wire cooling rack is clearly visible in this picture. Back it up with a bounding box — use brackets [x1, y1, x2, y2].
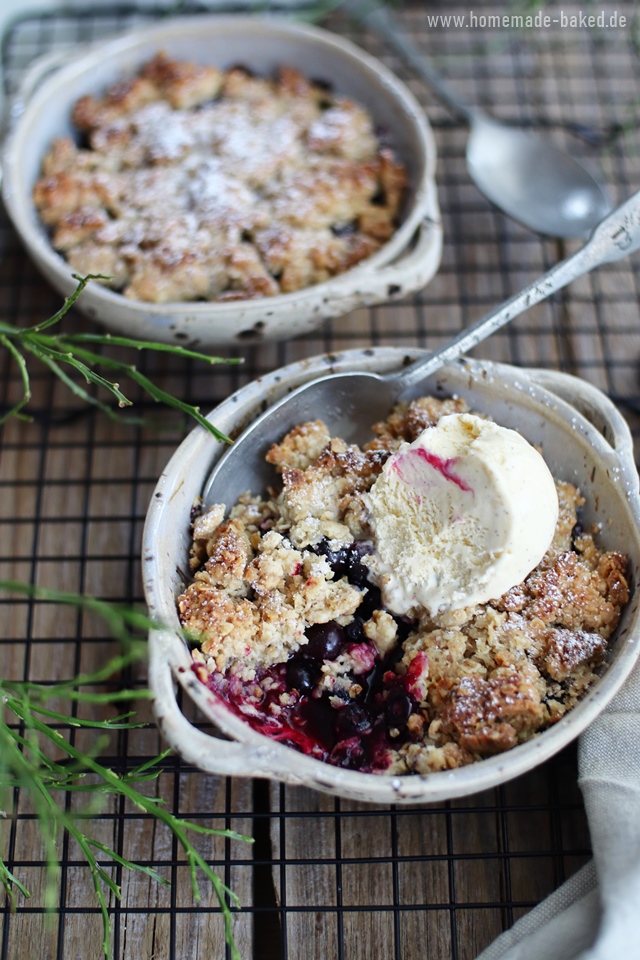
[2, 3, 640, 959]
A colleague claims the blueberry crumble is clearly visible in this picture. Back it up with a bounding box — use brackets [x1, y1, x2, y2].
[33, 54, 407, 304]
[177, 396, 630, 775]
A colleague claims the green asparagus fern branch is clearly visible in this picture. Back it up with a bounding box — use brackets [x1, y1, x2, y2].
[0, 581, 252, 960]
[0, 274, 239, 442]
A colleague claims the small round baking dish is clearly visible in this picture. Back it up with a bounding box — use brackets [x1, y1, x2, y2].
[1, 16, 442, 348]
[143, 348, 640, 804]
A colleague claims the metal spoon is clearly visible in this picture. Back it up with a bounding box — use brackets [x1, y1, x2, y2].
[346, 0, 611, 238]
[204, 188, 640, 508]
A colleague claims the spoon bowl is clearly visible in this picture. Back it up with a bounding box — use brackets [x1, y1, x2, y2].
[353, 1, 611, 238]
[203, 371, 395, 508]
[466, 115, 611, 238]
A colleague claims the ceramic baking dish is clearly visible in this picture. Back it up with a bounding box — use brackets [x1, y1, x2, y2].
[143, 348, 640, 804]
[1, 16, 442, 348]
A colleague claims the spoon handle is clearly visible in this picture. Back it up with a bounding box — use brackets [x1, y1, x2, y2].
[393, 188, 640, 392]
[345, 0, 476, 122]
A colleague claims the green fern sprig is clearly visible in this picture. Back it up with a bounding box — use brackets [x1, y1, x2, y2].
[0, 274, 239, 441]
[0, 581, 252, 960]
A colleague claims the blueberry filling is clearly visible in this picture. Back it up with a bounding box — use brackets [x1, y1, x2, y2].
[199, 536, 421, 772]
[384, 686, 413, 733]
[304, 621, 346, 661]
[286, 658, 321, 695]
[330, 221, 357, 238]
[344, 616, 365, 643]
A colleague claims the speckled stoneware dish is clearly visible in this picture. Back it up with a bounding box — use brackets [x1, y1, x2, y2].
[1, 16, 441, 348]
[143, 348, 640, 804]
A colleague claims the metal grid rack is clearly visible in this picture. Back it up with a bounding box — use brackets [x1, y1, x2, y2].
[1, 3, 639, 958]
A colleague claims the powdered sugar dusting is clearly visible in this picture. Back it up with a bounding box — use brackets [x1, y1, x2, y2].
[34, 56, 408, 303]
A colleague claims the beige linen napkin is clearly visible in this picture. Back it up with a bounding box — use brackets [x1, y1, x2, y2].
[476, 658, 640, 960]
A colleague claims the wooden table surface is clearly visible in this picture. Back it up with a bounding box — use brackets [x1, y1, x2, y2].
[2, 3, 640, 959]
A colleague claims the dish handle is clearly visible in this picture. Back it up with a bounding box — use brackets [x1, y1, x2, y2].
[4, 47, 89, 130]
[149, 628, 307, 783]
[528, 368, 637, 475]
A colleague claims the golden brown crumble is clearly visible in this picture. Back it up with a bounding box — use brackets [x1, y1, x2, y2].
[34, 54, 407, 304]
[177, 394, 630, 774]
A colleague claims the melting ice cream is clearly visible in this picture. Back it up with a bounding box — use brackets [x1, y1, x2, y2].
[365, 413, 559, 615]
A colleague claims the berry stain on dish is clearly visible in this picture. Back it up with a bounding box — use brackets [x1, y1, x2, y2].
[178, 395, 630, 776]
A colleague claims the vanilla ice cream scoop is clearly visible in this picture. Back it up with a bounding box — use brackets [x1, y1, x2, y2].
[365, 413, 559, 615]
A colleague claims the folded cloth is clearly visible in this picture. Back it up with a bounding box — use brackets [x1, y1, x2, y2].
[476, 656, 640, 960]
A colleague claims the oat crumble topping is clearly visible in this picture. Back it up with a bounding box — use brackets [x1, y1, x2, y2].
[34, 54, 407, 304]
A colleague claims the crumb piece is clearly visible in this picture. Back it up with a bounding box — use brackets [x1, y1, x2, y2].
[402, 740, 475, 774]
[266, 421, 331, 472]
[195, 518, 253, 595]
[367, 395, 470, 448]
[285, 554, 362, 624]
[363, 610, 398, 657]
[540, 626, 607, 681]
[141, 52, 223, 108]
[193, 503, 226, 541]
[72, 76, 160, 131]
[244, 531, 302, 595]
[434, 671, 544, 755]
[506, 549, 627, 636]
[178, 582, 257, 671]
